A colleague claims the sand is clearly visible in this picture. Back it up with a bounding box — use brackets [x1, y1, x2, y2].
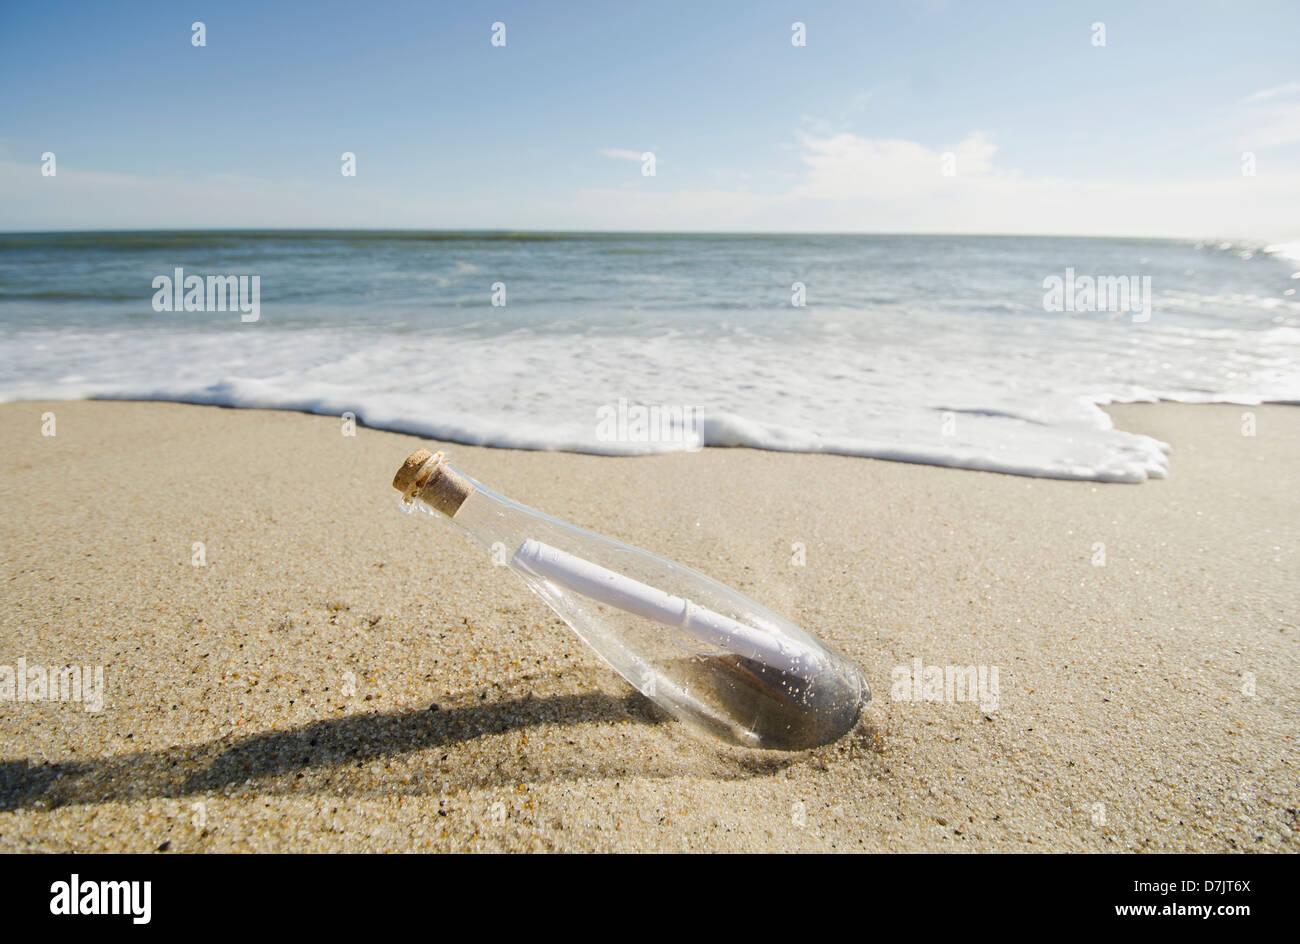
[0, 400, 1295, 852]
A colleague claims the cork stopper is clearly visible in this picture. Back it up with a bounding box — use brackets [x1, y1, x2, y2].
[392, 448, 475, 517]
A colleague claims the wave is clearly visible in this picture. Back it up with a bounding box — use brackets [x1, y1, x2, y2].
[2, 232, 1295, 484]
[1264, 241, 1300, 263]
[69, 378, 1167, 483]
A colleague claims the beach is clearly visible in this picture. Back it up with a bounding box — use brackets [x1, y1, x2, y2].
[0, 399, 1295, 852]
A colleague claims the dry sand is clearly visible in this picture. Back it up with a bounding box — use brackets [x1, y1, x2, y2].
[0, 400, 1295, 852]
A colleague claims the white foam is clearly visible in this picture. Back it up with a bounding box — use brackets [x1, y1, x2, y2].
[3, 305, 1293, 483]
[1264, 241, 1300, 263]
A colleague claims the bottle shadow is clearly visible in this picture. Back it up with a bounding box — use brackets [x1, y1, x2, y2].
[0, 688, 800, 813]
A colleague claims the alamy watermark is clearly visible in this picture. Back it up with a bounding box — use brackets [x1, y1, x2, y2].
[1043, 268, 1151, 322]
[50, 874, 150, 924]
[595, 398, 703, 450]
[1, 658, 104, 713]
[891, 658, 1000, 712]
[152, 268, 260, 322]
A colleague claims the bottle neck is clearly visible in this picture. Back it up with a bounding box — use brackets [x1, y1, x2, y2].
[405, 459, 528, 555]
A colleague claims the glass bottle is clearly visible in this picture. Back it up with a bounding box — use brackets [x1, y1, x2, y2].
[393, 448, 869, 750]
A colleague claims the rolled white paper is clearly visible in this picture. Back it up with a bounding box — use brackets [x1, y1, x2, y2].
[512, 539, 819, 676]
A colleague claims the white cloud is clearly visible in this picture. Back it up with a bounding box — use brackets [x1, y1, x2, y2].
[3, 130, 1298, 241]
[812, 130, 1300, 241]
[598, 148, 645, 161]
[558, 131, 1300, 240]
[792, 131, 998, 200]
[1242, 81, 1300, 103]
[1234, 83, 1300, 149]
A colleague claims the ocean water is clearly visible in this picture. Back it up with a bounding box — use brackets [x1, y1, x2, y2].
[1, 231, 1297, 482]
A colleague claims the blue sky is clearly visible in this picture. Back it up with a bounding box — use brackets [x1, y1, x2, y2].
[2, 0, 1298, 237]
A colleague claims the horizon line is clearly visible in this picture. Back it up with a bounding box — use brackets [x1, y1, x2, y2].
[1, 227, 1290, 244]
